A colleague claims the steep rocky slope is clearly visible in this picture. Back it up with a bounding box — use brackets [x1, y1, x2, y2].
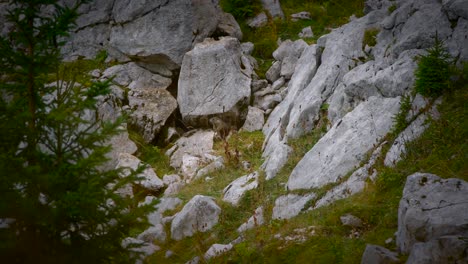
[2, 0, 466, 262]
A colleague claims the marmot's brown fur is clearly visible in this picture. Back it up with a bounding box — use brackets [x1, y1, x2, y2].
[209, 117, 231, 139]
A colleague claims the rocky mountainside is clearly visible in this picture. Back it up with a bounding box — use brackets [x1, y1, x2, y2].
[2, 0, 466, 262]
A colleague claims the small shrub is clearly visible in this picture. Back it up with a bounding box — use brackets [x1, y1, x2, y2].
[220, 0, 261, 20]
[391, 95, 411, 135]
[362, 28, 380, 49]
[388, 4, 397, 13]
[414, 34, 453, 98]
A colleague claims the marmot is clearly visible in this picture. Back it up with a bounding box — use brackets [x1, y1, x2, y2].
[209, 117, 232, 140]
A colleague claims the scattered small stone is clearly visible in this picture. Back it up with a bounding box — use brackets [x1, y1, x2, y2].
[385, 238, 394, 245]
[340, 214, 363, 228]
[298, 26, 314, 38]
[291, 11, 311, 21]
[165, 250, 173, 258]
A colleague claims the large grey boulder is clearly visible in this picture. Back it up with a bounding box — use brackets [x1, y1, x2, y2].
[360, 244, 399, 264]
[260, 0, 284, 19]
[166, 130, 214, 169]
[406, 235, 468, 264]
[110, 0, 222, 66]
[64, 0, 243, 67]
[241, 107, 265, 132]
[396, 173, 468, 254]
[178, 37, 252, 127]
[288, 96, 400, 190]
[129, 88, 178, 144]
[272, 193, 316, 220]
[116, 153, 164, 192]
[223, 172, 259, 206]
[171, 195, 221, 240]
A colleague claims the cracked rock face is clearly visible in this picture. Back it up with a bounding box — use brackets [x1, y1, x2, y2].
[396, 173, 468, 254]
[178, 37, 252, 128]
[170, 195, 221, 240]
[62, 0, 241, 70]
[288, 96, 400, 190]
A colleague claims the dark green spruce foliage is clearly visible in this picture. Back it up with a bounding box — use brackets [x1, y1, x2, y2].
[220, 0, 262, 20]
[414, 34, 453, 97]
[0, 1, 152, 262]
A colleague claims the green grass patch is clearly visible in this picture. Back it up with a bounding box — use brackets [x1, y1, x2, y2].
[221, 0, 365, 77]
[362, 28, 380, 49]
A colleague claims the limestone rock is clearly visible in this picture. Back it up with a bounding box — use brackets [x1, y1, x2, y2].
[272, 193, 316, 220]
[110, 0, 218, 66]
[288, 97, 400, 190]
[443, 0, 468, 20]
[237, 207, 264, 233]
[260, 0, 284, 19]
[204, 243, 233, 260]
[360, 244, 399, 264]
[195, 156, 225, 180]
[299, 26, 314, 38]
[171, 195, 221, 240]
[340, 214, 363, 228]
[247, 12, 268, 28]
[217, 12, 243, 40]
[163, 174, 182, 186]
[129, 88, 177, 144]
[116, 153, 164, 192]
[291, 11, 310, 21]
[384, 114, 429, 167]
[223, 172, 259, 206]
[241, 107, 265, 132]
[314, 143, 384, 208]
[272, 39, 308, 63]
[406, 235, 468, 264]
[102, 63, 172, 90]
[396, 173, 468, 254]
[178, 37, 252, 127]
[137, 225, 166, 243]
[167, 130, 214, 169]
[266, 61, 281, 83]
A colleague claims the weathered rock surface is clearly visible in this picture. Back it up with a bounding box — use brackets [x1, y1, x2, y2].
[116, 153, 164, 192]
[272, 193, 316, 220]
[121, 237, 159, 260]
[360, 244, 400, 264]
[314, 142, 384, 208]
[65, 0, 242, 69]
[396, 173, 468, 254]
[288, 97, 400, 190]
[204, 243, 233, 260]
[237, 207, 264, 233]
[223, 172, 259, 206]
[340, 214, 363, 228]
[406, 235, 468, 264]
[261, 44, 319, 180]
[129, 88, 177, 144]
[178, 37, 252, 127]
[247, 12, 268, 28]
[166, 130, 214, 169]
[241, 107, 265, 132]
[260, 0, 284, 19]
[171, 195, 221, 240]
